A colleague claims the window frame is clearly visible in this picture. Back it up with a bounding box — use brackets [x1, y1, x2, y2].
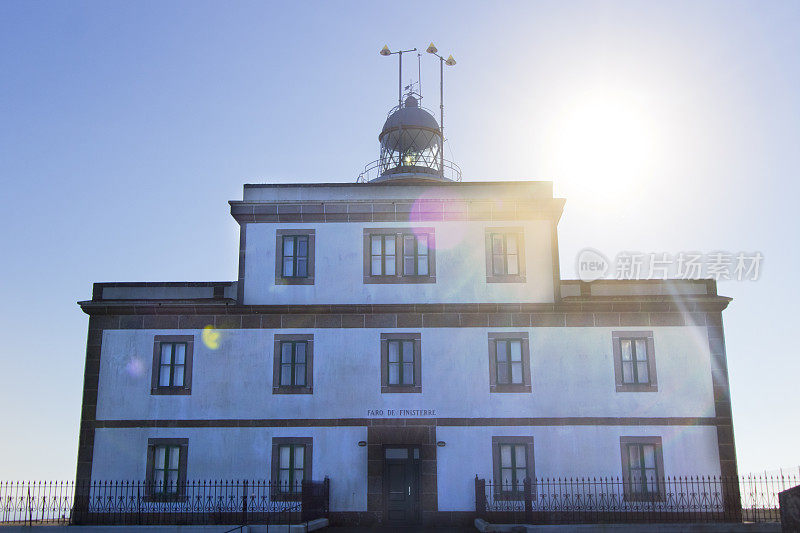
[145, 438, 188, 501]
[619, 436, 665, 502]
[380, 333, 422, 393]
[151, 335, 194, 395]
[612, 331, 658, 392]
[491, 436, 535, 499]
[363, 228, 436, 284]
[485, 227, 526, 283]
[271, 437, 312, 501]
[275, 229, 315, 286]
[273, 334, 314, 394]
[488, 332, 532, 393]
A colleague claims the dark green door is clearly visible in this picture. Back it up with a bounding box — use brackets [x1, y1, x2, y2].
[384, 446, 420, 525]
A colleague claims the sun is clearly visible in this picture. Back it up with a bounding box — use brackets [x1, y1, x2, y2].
[548, 88, 657, 203]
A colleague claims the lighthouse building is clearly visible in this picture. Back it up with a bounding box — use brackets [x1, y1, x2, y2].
[75, 85, 737, 527]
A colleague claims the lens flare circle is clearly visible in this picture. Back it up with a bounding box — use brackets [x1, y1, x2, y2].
[202, 325, 221, 350]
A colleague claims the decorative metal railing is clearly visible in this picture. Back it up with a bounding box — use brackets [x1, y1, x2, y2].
[475, 474, 798, 524]
[0, 479, 329, 526]
[356, 157, 462, 182]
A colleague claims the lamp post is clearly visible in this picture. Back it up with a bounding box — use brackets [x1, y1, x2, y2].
[380, 45, 417, 108]
[426, 43, 456, 177]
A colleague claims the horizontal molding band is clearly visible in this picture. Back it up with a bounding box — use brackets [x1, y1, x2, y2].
[81, 311, 724, 329]
[229, 198, 566, 224]
[94, 416, 720, 429]
[79, 300, 731, 321]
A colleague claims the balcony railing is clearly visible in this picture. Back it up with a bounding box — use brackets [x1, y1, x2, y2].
[0, 479, 329, 526]
[475, 474, 798, 525]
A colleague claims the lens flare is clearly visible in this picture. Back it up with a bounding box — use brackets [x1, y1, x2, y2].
[124, 357, 145, 378]
[202, 325, 221, 350]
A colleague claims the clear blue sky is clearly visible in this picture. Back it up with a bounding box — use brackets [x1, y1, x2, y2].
[1, 1, 798, 479]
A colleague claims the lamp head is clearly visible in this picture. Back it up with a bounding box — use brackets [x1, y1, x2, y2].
[426, 42, 438, 54]
[445, 55, 457, 66]
[380, 45, 391, 56]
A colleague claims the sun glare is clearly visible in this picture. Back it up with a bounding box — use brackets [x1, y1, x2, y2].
[548, 89, 657, 204]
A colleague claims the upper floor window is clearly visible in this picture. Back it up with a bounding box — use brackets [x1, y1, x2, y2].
[363, 228, 436, 284]
[275, 229, 315, 285]
[612, 331, 658, 392]
[151, 336, 194, 395]
[488, 332, 532, 393]
[146, 438, 188, 500]
[273, 334, 314, 394]
[271, 437, 312, 500]
[492, 436, 534, 497]
[380, 333, 422, 393]
[485, 228, 526, 283]
[620, 436, 665, 501]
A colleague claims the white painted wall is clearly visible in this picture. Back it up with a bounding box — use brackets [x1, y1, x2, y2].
[92, 427, 367, 512]
[436, 425, 721, 511]
[91, 424, 720, 512]
[242, 220, 555, 305]
[96, 325, 714, 421]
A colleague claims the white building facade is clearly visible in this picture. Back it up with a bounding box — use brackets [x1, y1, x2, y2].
[75, 96, 738, 527]
[76, 180, 738, 526]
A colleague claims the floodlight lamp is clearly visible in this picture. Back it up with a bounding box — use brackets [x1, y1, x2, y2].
[445, 55, 456, 66]
[426, 42, 438, 54]
[380, 45, 391, 56]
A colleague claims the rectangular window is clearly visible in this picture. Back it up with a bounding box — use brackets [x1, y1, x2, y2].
[271, 437, 312, 501]
[492, 436, 535, 498]
[387, 339, 415, 386]
[364, 228, 436, 283]
[612, 331, 658, 392]
[278, 444, 305, 493]
[273, 335, 313, 394]
[282, 235, 309, 277]
[145, 438, 188, 500]
[402, 234, 429, 276]
[380, 333, 422, 393]
[485, 228, 526, 283]
[275, 230, 315, 285]
[620, 436, 665, 501]
[488, 333, 532, 393]
[151, 336, 194, 395]
[371, 234, 396, 276]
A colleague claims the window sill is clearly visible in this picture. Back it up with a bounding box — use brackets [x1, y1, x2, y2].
[364, 275, 436, 284]
[144, 494, 188, 503]
[486, 275, 527, 284]
[490, 384, 532, 393]
[272, 386, 313, 395]
[624, 493, 665, 503]
[275, 276, 315, 286]
[492, 491, 534, 502]
[616, 383, 658, 393]
[150, 388, 192, 396]
[270, 492, 302, 502]
[381, 385, 422, 394]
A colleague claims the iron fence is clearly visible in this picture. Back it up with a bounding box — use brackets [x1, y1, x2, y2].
[475, 474, 798, 525]
[0, 479, 329, 526]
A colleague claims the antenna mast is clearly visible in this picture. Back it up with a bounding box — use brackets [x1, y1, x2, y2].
[380, 45, 417, 107]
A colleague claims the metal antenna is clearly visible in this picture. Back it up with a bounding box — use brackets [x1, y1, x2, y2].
[380, 45, 417, 107]
[417, 52, 422, 99]
[426, 43, 457, 177]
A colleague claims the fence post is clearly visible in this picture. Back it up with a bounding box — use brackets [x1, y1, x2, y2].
[300, 480, 310, 522]
[324, 477, 330, 516]
[241, 480, 248, 526]
[474, 476, 486, 519]
[27, 486, 32, 526]
[524, 477, 533, 524]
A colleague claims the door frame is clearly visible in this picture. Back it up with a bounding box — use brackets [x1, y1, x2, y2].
[382, 445, 421, 525]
